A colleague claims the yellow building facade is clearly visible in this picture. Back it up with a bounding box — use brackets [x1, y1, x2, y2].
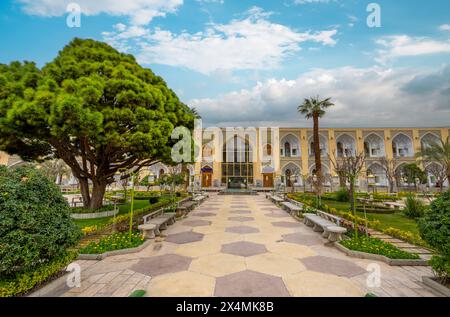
[195, 126, 450, 190]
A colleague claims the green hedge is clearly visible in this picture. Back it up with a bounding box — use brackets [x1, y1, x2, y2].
[0, 251, 78, 297]
[419, 190, 450, 282]
[0, 166, 82, 278]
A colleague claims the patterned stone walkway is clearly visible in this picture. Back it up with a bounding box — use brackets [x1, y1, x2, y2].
[53, 194, 440, 297]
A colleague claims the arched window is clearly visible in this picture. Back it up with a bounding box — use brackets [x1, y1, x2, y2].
[421, 133, 441, 151]
[280, 134, 300, 157]
[392, 134, 413, 158]
[364, 134, 385, 157]
[284, 142, 291, 157]
[366, 163, 386, 185]
[266, 144, 272, 156]
[309, 135, 328, 157]
[336, 134, 356, 157]
[282, 163, 301, 187]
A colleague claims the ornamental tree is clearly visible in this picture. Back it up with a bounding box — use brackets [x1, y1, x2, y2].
[0, 38, 196, 209]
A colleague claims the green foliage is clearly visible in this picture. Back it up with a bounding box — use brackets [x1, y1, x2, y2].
[382, 227, 427, 247]
[334, 187, 350, 202]
[419, 190, 450, 282]
[404, 194, 426, 218]
[399, 163, 427, 186]
[148, 196, 159, 204]
[340, 236, 420, 260]
[0, 38, 196, 209]
[79, 231, 144, 254]
[0, 166, 82, 278]
[0, 251, 78, 297]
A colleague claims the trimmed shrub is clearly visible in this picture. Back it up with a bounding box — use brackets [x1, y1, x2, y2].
[0, 166, 82, 278]
[335, 187, 350, 202]
[148, 196, 159, 204]
[418, 190, 450, 282]
[404, 194, 426, 219]
[0, 251, 78, 297]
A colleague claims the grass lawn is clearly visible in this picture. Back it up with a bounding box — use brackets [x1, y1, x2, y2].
[356, 212, 420, 235]
[294, 194, 420, 235]
[73, 200, 150, 229]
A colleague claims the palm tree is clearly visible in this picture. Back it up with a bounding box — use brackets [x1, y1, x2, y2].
[39, 159, 70, 185]
[298, 96, 334, 191]
[416, 136, 450, 186]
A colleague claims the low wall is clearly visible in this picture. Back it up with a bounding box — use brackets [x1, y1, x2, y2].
[70, 210, 118, 219]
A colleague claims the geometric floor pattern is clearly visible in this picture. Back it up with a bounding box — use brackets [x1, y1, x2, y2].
[53, 194, 440, 297]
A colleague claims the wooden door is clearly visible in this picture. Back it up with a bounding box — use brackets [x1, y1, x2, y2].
[202, 172, 212, 188]
[263, 174, 274, 188]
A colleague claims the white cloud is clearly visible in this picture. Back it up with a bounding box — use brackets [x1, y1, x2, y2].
[17, 0, 183, 25]
[104, 7, 338, 74]
[189, 66, 450, 127]
[440, 24, 450, 31]
[375, 35, 450, 64]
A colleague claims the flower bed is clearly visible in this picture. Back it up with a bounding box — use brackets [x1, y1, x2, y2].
[340, 236, 420, 260]
[79, 232, 145, 255]
[0, 251, 78, 297]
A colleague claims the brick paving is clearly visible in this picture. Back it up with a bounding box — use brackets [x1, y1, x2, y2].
[43, 193, 441, 297]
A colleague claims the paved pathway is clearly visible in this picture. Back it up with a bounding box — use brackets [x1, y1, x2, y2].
[55, 194, 440, 297]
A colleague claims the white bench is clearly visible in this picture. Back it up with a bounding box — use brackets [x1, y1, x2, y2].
[193, 195, 207, 204]
[138, 223, 157, 239]
[142, 211, 177, 236]
[266, 194, 284, 204]
[304, 212, 347, 242]
[281, 202, 301, 215]
[383, 202, 405, 210]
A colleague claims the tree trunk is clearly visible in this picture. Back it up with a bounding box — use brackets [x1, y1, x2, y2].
[389, 180, 395, 193]
[181, 164, 189, 191]
[313, 114, 321, 174]
[349, 177, 356, 215]
[312, 114, 323, 195]
[79, 178, 91, 208]
[90, 181, 107, 210]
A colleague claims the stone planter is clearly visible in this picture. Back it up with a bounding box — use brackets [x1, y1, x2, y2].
[422, 276, 450, 297]
[78, 240, 152, 261]
[335, 242, 429, 266]
[71, 209, 118, 219]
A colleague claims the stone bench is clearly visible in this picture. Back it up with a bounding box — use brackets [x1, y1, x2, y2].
[177, 201, 197, 214]
[142, 210, 177, 236]
[304, 212, 347, 242]
[192, 195, 207, 204]
[281, 202, 301, 215]
[383, 202, 405, 210]
[323, 226, 347, 242]
[138, 223, 157, 239]
[266, 194, 284, 204]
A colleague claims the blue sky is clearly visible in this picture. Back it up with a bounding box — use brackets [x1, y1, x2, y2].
[1, 0, 449, 127]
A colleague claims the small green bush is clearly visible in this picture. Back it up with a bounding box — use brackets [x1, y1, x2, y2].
[0, 166, 82, 279]
[419, 190, 450, 282]
[149, 196, 159, 204]
[335, 188, 350, 202]
[0, 251, 78, 297]
[404, 194, 426, 218]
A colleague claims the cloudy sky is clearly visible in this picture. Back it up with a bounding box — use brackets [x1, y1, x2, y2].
[1, 0, 449, 127]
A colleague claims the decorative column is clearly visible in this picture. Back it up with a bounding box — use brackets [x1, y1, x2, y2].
[300, 129, 309, 177]
[384, 129, 393, 160]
